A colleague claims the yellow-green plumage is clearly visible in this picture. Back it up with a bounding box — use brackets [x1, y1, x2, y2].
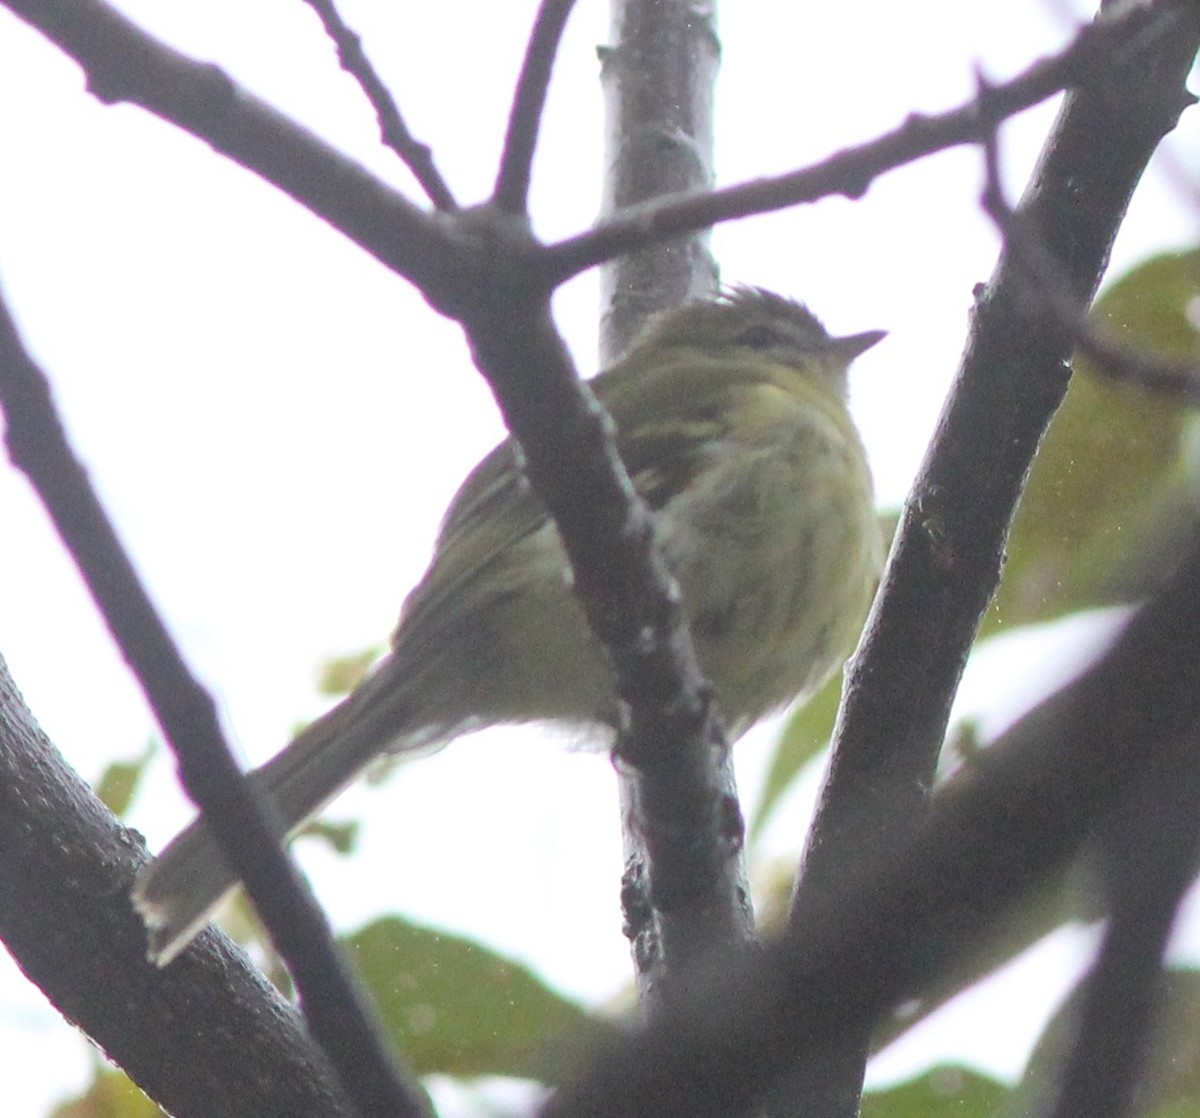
[133, 287, 884, 964]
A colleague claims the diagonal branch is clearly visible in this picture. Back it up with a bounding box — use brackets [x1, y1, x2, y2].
[493, 0, 578, 213]
[0, 287, 427, 1118]
[543, 0, 1189, 285]
[300, 0, 458, 211]
[980, 124, 1200, 404]
[775, 4, 1200, 1116]
[0, 650, 355, 1118]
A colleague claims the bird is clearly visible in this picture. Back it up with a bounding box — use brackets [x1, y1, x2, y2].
[133, 286, 885, 965]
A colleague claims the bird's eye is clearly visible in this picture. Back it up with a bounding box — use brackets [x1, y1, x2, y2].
[735, 324, 779, 350]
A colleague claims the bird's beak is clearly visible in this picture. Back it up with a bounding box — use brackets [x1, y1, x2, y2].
[826, 329, 887, 361]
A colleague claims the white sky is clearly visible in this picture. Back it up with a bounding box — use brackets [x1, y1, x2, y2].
[0, 1, 1198, 1115]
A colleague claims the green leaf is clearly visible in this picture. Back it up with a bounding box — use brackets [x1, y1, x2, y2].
[344, 915, 618, 1085]
[861, 1066, 1008, 1118]
[1010, 966, 1200, 1118]
[749, 672, 840, 841]
[317, 647, 379, 697]
[94, 742, 156, 819]
[989, 249, 1200, 636]
[48, 1062, 165, 1118]
[296, 817, 361, 856]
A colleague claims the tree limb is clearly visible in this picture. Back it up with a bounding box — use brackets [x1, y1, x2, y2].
[0, 653, 356, 1118]
[778, 3, 1200, 1114]
[0, 285, 427, 1118]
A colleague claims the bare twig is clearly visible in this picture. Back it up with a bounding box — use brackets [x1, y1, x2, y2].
[493, 0, 578, 213]
[980, 121, 1200, 404]
[543, 0, 1187, 285]
[5, 0, 1173, 301]
[0, 288, 427, 1118]
[301, 0, 458, 211]
[1, 0, 467, 302]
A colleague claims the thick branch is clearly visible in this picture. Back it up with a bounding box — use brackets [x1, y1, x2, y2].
[0, 656, 354, 1118]
[779, 4, 1200, 1116]
[0, 291, 425, 1118]
[810, 0, 1199, 899]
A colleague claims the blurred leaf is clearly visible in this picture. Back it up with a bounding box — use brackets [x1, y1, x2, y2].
[297, 817, 361, 856]
[749, 672, 839, 842]
[94, 742, 156, 819]
[1138, 967, 1200, 1118]
[317, 647, 379, 697]
[49, 1062, 164, 1118]
[1008, 966, 1200, 1118]
[861, 1065, 1007, 1118]
[345, 915, 619, 1085]
[989, 249, 1200, 637]
[214, 891, 296, 996]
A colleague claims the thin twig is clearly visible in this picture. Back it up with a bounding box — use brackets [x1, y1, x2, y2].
[2, 0, 463, 302]
[301, 0, 458, 211]
[4, 0, 1172, 300]
[540, 0, 1183, 285]
[493, 0, 578, 213]
[980, 119, 1200, 404]
[0, 287, 427, 1118]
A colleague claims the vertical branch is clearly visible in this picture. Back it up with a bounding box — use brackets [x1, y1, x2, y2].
[598, 0, 750, 1008]
[598, 0, 720, 359]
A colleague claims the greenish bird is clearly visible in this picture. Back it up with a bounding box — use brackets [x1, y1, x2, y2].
[134, 286, 884, 964]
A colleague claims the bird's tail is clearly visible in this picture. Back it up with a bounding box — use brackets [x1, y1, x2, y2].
[132, 662, 447, 966]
